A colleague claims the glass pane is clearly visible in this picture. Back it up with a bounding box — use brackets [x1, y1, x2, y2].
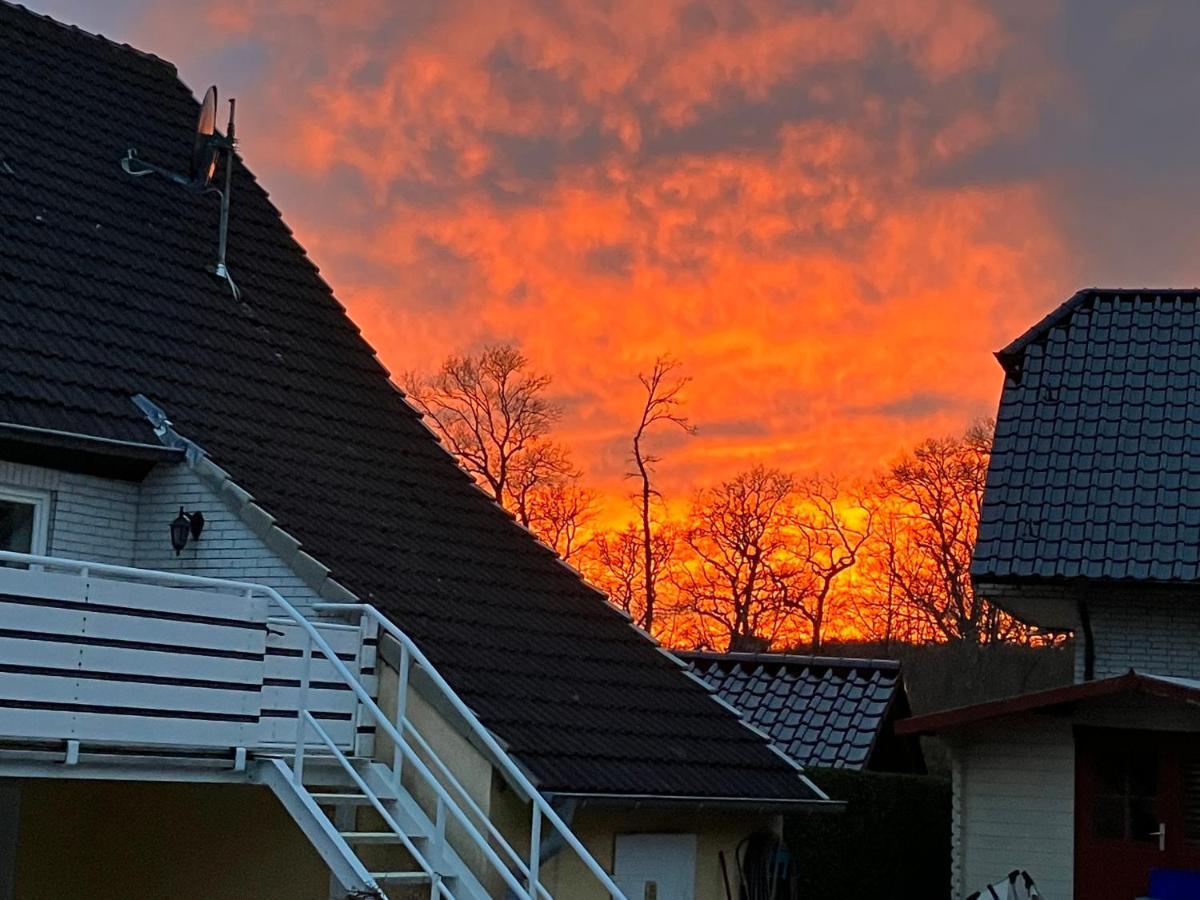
[1095, 797, 1126, 839]
[1129, 752, 1159, 797]
[0, 500, 34, 553]
[1095, 754, 1127, 793]
[1130, 796, 1159, 842]
[1184, 757, 1200, 847]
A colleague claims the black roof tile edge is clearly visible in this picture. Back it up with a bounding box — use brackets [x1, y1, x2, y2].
[1, 1, 177, 73]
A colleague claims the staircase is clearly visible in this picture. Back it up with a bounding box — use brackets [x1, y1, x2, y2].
[260, 754, 491, 899]
[0, 551, 627, 900]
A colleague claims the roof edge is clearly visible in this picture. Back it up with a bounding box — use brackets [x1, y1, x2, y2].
[543, 791, 841, 813]
[679, 650, 901, 672]
[994, 289, 1092, 378]
[131, 395, 360, 607]
[896, 671, 1200, 736]
[2, 2, 177, 74]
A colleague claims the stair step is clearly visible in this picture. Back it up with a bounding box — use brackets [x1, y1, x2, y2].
[371, 871, 432, 883]
[311, 792, 374, 806]
[341, 831, 406, 845]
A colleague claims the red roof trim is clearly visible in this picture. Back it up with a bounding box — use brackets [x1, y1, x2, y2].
[896, 672, 1200, 735]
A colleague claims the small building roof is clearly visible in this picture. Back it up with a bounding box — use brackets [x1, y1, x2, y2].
[681, 651, 920, 772]
[974, 289, 1200, 587]
[897, 671, 1200, 735]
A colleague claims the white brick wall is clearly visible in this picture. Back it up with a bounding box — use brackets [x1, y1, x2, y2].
[0, 459, 322, 613]
[956, 717, 1075, 899]
[1077, 591, 1200, 681]
[133, 464, 322, 612]
[0, 460, 138, 565]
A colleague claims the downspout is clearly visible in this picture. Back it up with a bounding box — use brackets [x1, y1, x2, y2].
[1077, 596, 1095, 681]
[505, 798, 580, 899]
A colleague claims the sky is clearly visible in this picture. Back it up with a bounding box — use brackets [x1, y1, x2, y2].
[30, 0, 1200, 523]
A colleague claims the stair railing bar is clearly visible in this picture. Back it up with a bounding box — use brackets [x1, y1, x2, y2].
[528, 809, 541, 896]
[293, 630, 313, 785]
[302, 711, 455, 900]
[394, 642, 410, 784]
[397, 714, 553, 900]
[315, 603, 627, 900]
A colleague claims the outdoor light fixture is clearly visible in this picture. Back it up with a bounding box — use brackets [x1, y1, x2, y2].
[169, 507, 205, 556]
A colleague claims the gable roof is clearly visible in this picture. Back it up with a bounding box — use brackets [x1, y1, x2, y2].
[896, 670, 1200, 735]
[681, 651, 916, 771]
[0, 3, 821, 803]
[974, 289, 1200, 585]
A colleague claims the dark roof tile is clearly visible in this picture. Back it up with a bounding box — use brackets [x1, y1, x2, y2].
[976, 289, 1200, 584]
[681, 652, 907, 771]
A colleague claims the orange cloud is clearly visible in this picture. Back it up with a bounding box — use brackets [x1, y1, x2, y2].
[116, 0, 1076, 527]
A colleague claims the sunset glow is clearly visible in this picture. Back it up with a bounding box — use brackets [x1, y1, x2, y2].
[34, 1, 1200, 640]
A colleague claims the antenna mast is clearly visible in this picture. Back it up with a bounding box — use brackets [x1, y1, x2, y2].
[119, 85, 241, 301]
[214, 98, 238, 300]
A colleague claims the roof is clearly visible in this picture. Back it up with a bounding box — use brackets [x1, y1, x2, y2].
[0, 3, 821, 803]
[897, 671, 1200, 735]
[681, 651, 912, 771]
[974, 289, 1200, 585]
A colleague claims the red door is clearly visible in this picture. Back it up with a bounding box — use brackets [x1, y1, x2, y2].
[1076, 729, 1200, 900]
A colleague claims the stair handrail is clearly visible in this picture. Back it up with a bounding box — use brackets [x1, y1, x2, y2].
[315, 603, 627, 900]
[0, 552, 625, 900]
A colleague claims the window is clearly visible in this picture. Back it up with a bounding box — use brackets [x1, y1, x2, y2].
[1093, 748, 1160, 842]
[0, 487, 48, 559]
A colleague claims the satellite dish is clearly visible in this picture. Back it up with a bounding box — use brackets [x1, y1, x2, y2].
[120, 84, 240, 300]
[190, 85, 220, 190]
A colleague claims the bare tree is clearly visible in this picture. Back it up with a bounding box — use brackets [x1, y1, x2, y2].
[629, 356, 695, 633]
[872, 420, 1014, 644]
[587, 521, 679, 628]
[404, 344, 575, 525]
[789, 477, 873, 652]
[527, 479, 597, 564]
[674, 466, 802, 651]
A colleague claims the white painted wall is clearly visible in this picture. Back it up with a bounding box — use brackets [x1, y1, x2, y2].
[1077, 592, 1200, 682]
[0, 459, 321, 612]
[0, 460, 138, 565]
[132, 463, 322, 612]
[953, 716, 1075, 900]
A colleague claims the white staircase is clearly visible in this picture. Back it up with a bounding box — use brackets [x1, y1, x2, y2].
[260, 754, 490, 899]
[0, 552, 628, 900]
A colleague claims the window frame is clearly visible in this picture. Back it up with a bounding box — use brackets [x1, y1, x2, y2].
[0, 485, 50, 558]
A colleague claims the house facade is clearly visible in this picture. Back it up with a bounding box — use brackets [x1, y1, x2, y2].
[900, 289, 1200, 900]
[0, 6, 833, 899]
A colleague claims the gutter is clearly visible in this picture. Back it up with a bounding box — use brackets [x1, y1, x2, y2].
[543, 792, 843, 814]
[0, 421, 184, 480]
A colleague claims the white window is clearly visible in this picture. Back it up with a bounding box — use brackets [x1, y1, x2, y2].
[0, 486, 49, 558]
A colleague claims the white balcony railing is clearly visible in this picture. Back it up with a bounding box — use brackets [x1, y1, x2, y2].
[0, 551, 627, 900]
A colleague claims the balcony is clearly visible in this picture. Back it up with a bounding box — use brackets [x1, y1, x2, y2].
[0, 552, 627, 900]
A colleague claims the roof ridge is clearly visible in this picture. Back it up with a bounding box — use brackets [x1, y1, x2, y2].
[996, 287, 1200, 378]
[1, 2, 177, 74]
[680, 650, 901, 671]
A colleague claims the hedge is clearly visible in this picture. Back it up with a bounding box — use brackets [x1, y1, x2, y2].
[786, 768, 951, 899]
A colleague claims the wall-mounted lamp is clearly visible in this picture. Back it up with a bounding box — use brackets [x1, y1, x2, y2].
[170, 507, 205, 556]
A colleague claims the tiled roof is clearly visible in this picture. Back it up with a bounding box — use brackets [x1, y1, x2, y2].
[0, 3, 820, 802]
[974, 289, 1200, 583]
[681, 652, 909, 770]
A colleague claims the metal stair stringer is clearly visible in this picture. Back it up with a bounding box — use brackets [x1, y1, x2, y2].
[258, 755, 492, 900]
[257, 757, 382, 897]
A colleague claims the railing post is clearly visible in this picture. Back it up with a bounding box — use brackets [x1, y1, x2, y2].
[393, 643, 410, 783]
[528, 807, 541, 899]
[293, 631, 313, 784]
[434, 795, 446, 858]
